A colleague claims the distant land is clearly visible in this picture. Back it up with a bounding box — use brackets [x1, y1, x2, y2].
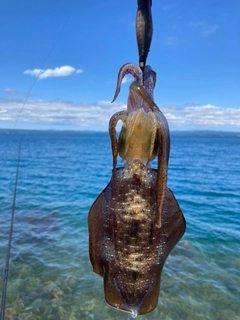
[0, 128, 101, 135]
[0, 128, 240, 137]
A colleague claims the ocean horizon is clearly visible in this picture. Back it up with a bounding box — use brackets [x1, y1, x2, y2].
[1, 128, 240, 135]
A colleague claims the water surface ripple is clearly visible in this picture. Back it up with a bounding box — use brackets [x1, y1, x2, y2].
[0, 132, 239, 320]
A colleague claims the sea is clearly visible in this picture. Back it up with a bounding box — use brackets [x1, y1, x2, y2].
[0, 130, 239, 320]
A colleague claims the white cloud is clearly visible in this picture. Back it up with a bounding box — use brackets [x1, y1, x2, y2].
[190, 21, 220, 37]
[164, 36, 179, 46]
[161, 104, 240, 130]
[0, 99, 239, 131]
[121, 75, 132, 84]
[203, 24, 219, 36]
[0, 99, 126, 130]
[3, 88, 20, 96]
[23, 66, 83, 80]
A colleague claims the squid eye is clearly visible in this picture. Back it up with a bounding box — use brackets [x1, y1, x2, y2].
[118, 126, 126, 155]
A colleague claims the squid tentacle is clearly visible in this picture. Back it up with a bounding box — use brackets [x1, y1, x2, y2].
[128, 83, 170, 227]
[111, 63, 170, 227]
[130, 82, 170, 164]
[155, 124, 168, 228]
[112, 64, 157, 103]
[143, 65, 156, 100]
[109, 111, 128, 170]
[111, 63, 143, 103]
[129, 81, 159, 111]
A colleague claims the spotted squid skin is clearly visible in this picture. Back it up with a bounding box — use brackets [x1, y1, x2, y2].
[88, 159, 186, 315]
[105, 160, 160, 314]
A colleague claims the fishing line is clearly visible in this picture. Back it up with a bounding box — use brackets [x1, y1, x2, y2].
[0, 141, 21, 320]
[13, 14, 71, 128]
[1, 4, 73, 318]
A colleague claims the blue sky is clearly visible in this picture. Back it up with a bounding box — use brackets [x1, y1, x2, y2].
[0, 0, 239, 131]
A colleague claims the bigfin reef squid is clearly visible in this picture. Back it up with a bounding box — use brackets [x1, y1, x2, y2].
[88, 63, 186, 316]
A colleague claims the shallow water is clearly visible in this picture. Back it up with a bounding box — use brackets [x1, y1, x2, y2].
[0, 132, 240, 320]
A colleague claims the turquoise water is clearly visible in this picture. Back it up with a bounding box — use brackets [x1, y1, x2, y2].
[0, 131, 240, 320]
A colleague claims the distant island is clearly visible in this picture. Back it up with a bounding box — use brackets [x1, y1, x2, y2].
[0, 128, 239, 137]
[0, 128, 103, 135]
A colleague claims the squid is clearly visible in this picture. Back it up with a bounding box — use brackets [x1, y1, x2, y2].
[88, 63, 186, 316]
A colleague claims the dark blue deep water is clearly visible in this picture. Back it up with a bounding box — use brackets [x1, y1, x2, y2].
[0, 131, 239, 320]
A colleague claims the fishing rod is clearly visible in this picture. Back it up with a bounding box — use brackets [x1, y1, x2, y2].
[0, 25, 55, 319]
[0, 141, 21, 320]
[0, 8, 72, 319]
